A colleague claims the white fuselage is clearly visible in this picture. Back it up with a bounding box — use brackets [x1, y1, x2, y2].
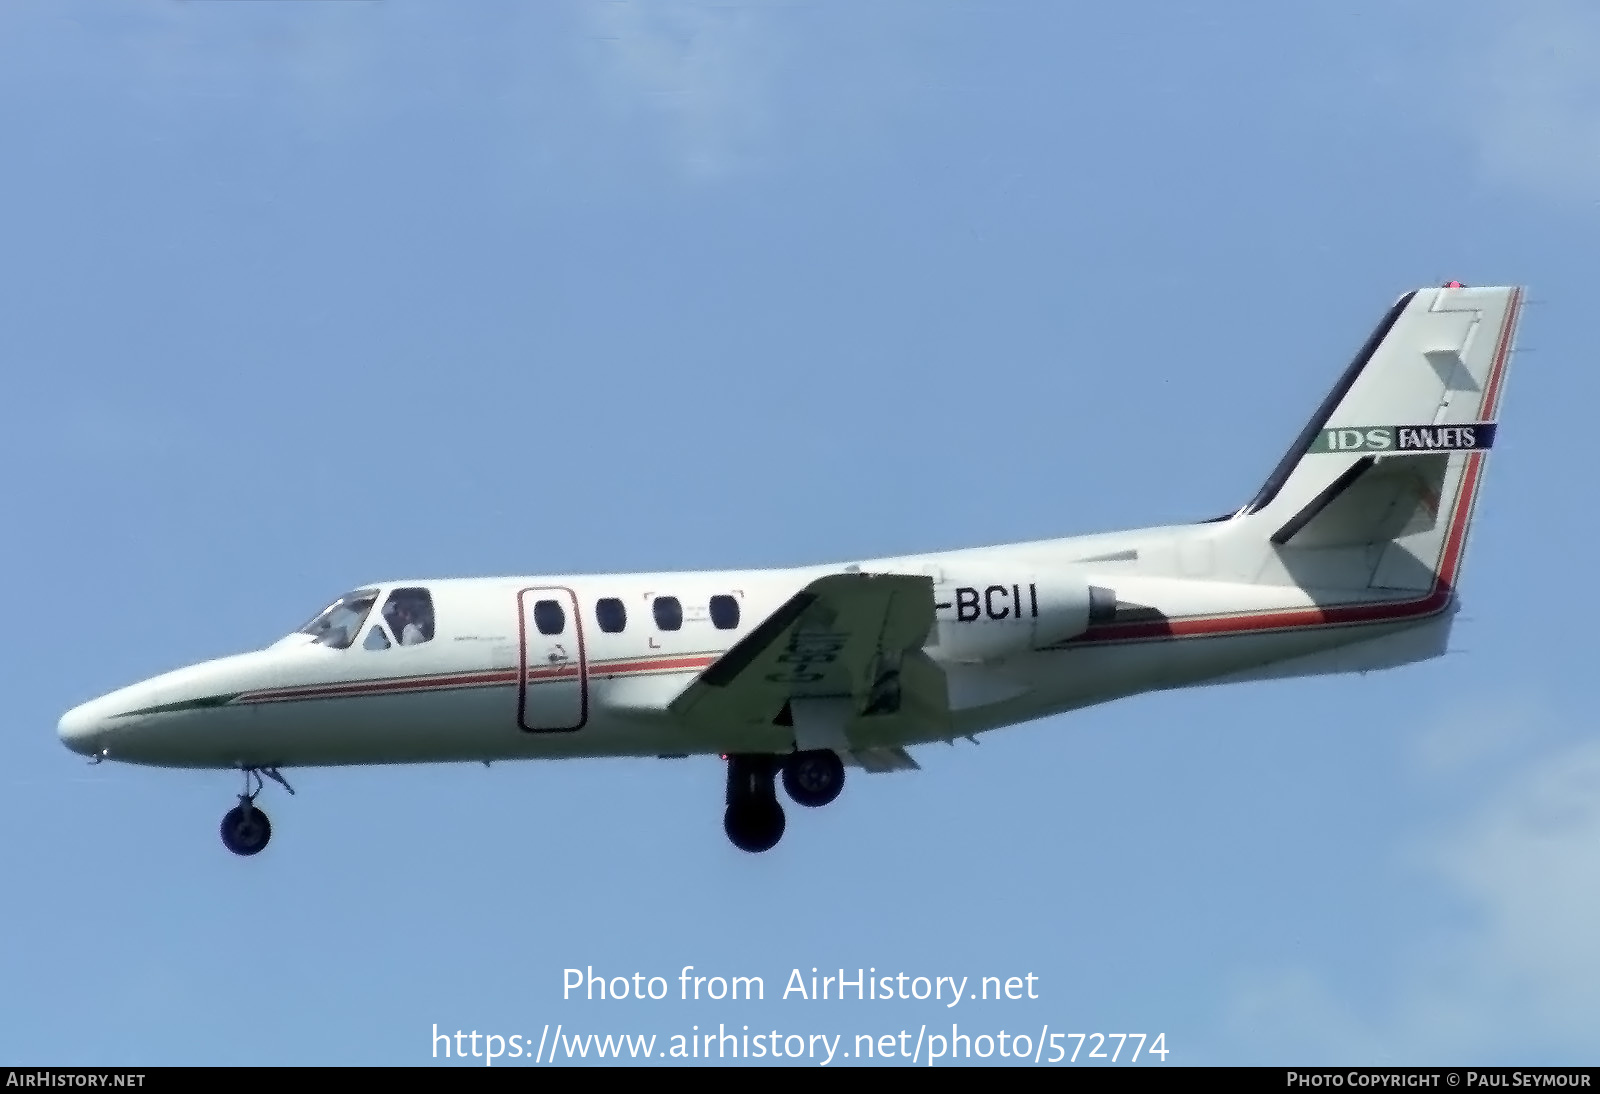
[55, 517, 1454, 772]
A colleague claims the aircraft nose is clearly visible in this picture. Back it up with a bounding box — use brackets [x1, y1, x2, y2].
[57, 700, 109, 756]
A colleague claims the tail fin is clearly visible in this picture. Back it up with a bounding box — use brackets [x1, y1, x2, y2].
[1239, 284, 1524, 594]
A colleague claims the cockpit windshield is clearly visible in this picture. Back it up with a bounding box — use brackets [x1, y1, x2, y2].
[296, 590, 379, 650]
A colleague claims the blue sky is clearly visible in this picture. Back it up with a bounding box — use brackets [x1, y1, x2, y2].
[4, 0, 1599, 1067]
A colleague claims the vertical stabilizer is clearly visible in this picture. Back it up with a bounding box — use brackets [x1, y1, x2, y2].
[1240, 284, 1523, 596]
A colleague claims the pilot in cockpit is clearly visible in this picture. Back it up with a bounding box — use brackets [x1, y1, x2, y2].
[384, 592, 432, 646]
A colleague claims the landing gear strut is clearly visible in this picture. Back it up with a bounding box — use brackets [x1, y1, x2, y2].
[220, 766, 294, 857]
[723, 754, 785, 853]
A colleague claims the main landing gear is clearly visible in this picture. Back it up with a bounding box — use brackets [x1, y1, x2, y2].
[723, 750, 847, 853]
[220, 766, 294, 857]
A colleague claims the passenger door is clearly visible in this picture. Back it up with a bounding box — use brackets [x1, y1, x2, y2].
[517, 587, 588, 731]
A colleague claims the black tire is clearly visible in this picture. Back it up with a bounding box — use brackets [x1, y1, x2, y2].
[782, 749, 845, 808]
[723, 800, 785, 853]
[220, 803, 271, 856]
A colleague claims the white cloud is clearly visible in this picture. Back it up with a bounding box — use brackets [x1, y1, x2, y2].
[1226, 731, 1600, 1062]
[1227, 969, 1391, 1064]
[1428, 739, 1600, 1024]
[0, 0, 390, 133]
[576, 0, 779, 180]
[0, 2, 803, 182]
[1409, 687, 1550, 776]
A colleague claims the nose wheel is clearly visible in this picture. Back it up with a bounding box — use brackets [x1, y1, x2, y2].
[221, 802, 271, 856]
[220, 766, 293, 856]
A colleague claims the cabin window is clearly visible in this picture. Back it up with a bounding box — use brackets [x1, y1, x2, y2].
[381, 587, 436, 646]
[363, 624, 392, 651]
[710, 594, 740, 630]
[596, 597, 627, 634]
[534, 599, 566, 636]
[653, 596, 683, 631]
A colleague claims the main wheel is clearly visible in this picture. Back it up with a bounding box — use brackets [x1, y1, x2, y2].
[782, 749, 845, 808]
[221, 803, 271, 856]
[723, 800, 785, 853]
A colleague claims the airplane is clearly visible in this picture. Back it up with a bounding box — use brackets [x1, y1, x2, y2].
[57, 282, 1524, 857]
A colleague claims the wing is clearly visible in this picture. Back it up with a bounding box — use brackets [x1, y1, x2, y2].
[667, 571, 950, 756]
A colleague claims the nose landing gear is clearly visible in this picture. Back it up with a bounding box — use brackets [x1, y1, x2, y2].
[220, 767, 294, 857]
[220, 802, 270, 856]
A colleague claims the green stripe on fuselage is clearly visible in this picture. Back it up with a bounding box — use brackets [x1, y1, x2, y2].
[116, 694, 241, 717]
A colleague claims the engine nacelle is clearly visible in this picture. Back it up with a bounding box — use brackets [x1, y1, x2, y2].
[924, 567, 1116, 664]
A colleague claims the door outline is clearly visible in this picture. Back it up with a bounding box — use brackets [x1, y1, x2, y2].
[517, 586, 588, 732]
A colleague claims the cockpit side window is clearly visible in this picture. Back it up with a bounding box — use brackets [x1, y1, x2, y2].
[381, 587, 435, 646]
[297, 590, 380, 650]
[363, 623, 392, 651]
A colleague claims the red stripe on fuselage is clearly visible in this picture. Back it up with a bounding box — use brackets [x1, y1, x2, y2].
[236, 653, 720, 704]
